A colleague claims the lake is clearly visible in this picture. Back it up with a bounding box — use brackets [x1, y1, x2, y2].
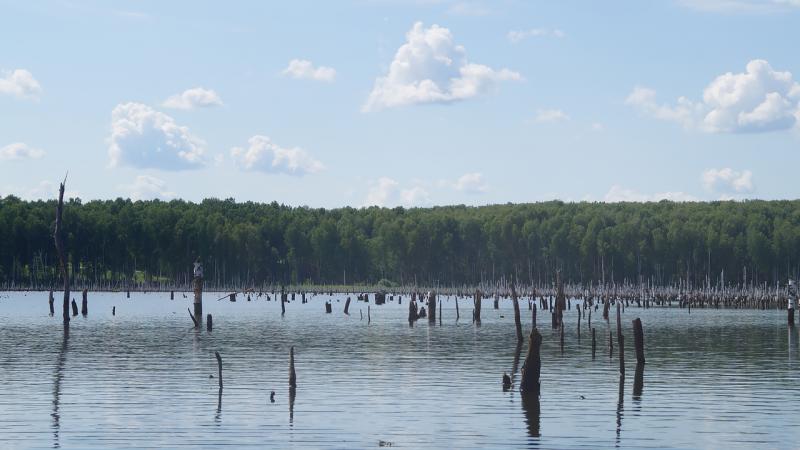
[0, 291, 798, 449]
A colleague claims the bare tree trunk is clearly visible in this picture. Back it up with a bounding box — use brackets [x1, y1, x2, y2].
[53, 178, 70, 326]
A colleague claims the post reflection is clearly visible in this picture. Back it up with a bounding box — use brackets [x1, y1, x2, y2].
[520, 392, 540, 439]
[51, 327, 69, 449]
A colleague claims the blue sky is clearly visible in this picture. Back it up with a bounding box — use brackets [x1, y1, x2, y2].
[0, 0, 798, 207]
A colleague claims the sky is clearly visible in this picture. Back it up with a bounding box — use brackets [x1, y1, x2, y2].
[0, 0, 799, 207]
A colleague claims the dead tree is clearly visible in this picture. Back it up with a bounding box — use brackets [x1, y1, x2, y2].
[53, 177, 70, 326]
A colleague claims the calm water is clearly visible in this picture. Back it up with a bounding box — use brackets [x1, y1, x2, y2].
[0, 291, 798, 449]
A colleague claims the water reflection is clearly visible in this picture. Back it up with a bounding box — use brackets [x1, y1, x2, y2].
[633, 363, 644, 401]
[289, 387, 296, 427]
[616, 375, 624, 445]
[520, 393, 540, 439]
[51, 327, 69, 449]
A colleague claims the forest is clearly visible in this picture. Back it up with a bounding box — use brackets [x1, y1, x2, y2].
[1, 195, 799, 289]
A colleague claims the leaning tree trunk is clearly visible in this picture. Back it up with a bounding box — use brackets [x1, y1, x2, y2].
[53, 178, 70, 326]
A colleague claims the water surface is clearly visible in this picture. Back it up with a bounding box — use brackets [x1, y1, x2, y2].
[0, 291, 798, 449]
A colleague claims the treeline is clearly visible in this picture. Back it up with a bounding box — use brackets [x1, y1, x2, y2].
[1, 195, 799, 288]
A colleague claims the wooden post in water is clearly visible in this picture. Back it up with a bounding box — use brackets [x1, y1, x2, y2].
[81, 289, 88, 316]
[48, 290, 55, 316]
[532, 304, 537, 328]
[368, 305, 371, 323]
[193, 258, 203, 329]
[592, 328, 596, 358]
[632, 318, 645, 364]
[617, 303, 625, 376]
[289, 347, 297, 388]
[281, 288, 287, 316]
[344, 297, 351, 315]
[455, 295, 460, 320]
[207, 314, 213, 332]
[474, 290, 482, 323]
[71, 299, 78, 316]
[428, 291, 436, 324]
[512, 285, 523, 343]
[520, 328, 542, 397]
[170, 290, 174, 300]
[53, 177, 70, 326]
[214, 351, 222, 389]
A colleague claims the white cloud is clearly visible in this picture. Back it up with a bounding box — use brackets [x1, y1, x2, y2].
[119, 175, 176, 201]
[1, 180, 80, 201]
[0, 142, 44, 161]
[162, 87, 223, 110]
[230, 135, 324, 176]
[627, 59, 800, 133]
[625, 86, 702, 129]
[590, 122, 605, 131]
[364, 177, 430, 207]
[507, 28, 565, 43]
[534, 108, 570, 123]
[0, 69, 42, 100]
[282, 59, 336, 82]
[363, 22, 522, 111]
[604, 185, 698, 203]
[454, 172, 488, 193]
[108, 102, 206, 170]
[702, 168, 754, 193]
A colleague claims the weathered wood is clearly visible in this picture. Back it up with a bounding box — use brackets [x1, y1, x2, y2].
[455, 295, 460, 320]
[48, 290, 54, 316]
[344, 297, 351, 315]
[474, 290, 482, 323]
[81, 289, 88, 316]
[325, 301, 332, 314]
[289, 347, 297, 388]
[368, 305, 371, 323]
[617, 304, 625, 376]
[112, 306, 115, 316]
[633, 362, 644, 399]
[512, 285, 523, 343]
[632, 318, 645, 364]
[428, 292, 437, 324]
[408, 299, 417, 323]
[592, 327, 596, 358]
[520, 328, 542, 397]
[207, 314, 213, 332]
[187, 308, 198, 327]
[53, 178, 70, 326]
[71, 299, 78, 316]
[214, 351, 222, 389]
[193, 276, 203, 328]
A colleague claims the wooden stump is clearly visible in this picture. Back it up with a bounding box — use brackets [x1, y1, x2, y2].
[428, 292, 436, 324]
[193, 277, 203, 328]
[289, 347, 297, 388]
[207, 314, 213, 332]
[474, 290, 482, 323]
[48, 290, 55, 316]
[71, 299, 78, 316]
[520, 328, 542, 397]
[632, 318, 645, 364]
[214, 351, 222, 389]
[81, 289, 88, 316]
[512, 286, 523, 343]
[344, 297, 351, 315]
[592, 327, 596, 358]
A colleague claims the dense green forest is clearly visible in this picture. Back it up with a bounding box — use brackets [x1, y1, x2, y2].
[1, 195, 799, 288]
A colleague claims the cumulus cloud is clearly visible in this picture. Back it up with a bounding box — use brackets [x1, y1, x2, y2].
[627, 59, 800, 133]
[108, 102, 206, 170]
[702, 168, 754, 193]
[363, 22, 522, 111]
[534, 108, 570, 123]
[454, 172, 488, 193]
[282, 59, 336, 82]
[119, 175, 176, 200]
[162, 87, 223, 110]
[230, 135, 324, 176]
[507, 28, 565, 43]
[604, 185, 698, 203]
[0, 69, 42, 100]
[0, 142, 44, 161]
[364, 177, 431, 207]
